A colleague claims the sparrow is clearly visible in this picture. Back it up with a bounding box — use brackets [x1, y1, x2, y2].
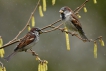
[59, 6, 88, 41]
[4, 27, 43, 61]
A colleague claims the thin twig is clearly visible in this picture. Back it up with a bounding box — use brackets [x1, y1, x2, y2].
[0, 20, 62, 49]
[43, 23, 64, 33]
[0, 0, 41, 49]
[8, 0, 41, 44]
[41, 19, 61, 30]
[0, 0, 101, 48]
[30, 49, 46, 63]
[0, 0, 89, 49]
[74, 0, 89, 14]
[49, 25, 103, 42]
[0, 39, 21, 49]
[50, 26, 83, 40]
[0, 61, 3, 68]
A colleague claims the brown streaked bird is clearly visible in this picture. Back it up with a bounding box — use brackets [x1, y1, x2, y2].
[4, 27, 43, 61]
[59, 6, 88, 40]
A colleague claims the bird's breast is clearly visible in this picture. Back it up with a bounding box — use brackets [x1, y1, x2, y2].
[64, 18, 78, 32]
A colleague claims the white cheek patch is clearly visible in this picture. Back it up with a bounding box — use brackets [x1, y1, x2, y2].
[65, 12, 72, 17]
[60, 14, 62, 18]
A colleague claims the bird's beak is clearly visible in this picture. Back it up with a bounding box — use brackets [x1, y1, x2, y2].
[59, 10, 63, 13]
[39, 30, 43, 34]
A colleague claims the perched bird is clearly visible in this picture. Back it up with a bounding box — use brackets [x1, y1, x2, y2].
[59, 6, 88, 40]
[4, 27, 43, 61]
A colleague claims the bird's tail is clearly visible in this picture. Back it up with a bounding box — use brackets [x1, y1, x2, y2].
[78, 29, 89, 41]
[4, 51, 17, 62]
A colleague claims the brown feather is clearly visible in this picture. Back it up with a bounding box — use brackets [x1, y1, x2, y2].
[71, 14, 82, 29]
[16, 32, 36, 49]
[65, 6, 82, 29]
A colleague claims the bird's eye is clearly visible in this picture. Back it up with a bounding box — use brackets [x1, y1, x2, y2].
[62, 8, 66, 12]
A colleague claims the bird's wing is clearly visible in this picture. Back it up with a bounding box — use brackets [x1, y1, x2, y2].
[70, 13, 88, 39]
[70, 14, 82, 30]
[16, 32, 36, 49]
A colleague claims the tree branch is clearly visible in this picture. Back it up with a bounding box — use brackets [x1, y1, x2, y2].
[49, 25, 103, 43]
[41, 19, 61, 30]
[0, 0, 102, 49]
[7, 0, 41, 44]
[0, 0, 41, 49]
[74, 0, 89, 14]
[0, 61, 3, 68]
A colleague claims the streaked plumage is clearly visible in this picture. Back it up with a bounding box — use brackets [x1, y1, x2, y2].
[4, 27, 43, 61]
[59, 6, 88, 40]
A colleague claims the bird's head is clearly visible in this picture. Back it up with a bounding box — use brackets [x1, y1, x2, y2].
[59, 6, 72, 20]
[30, 27, 43, 34]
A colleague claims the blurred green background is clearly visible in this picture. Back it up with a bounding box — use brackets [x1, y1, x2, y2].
[0, 0, 106, 71]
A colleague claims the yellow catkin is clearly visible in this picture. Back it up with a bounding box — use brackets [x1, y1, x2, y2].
[43, 61, 48, 71]
[42, 64, 46, 71]
[0, 49, 4, 58]
[38, 64, 41, 71]
[0, 66, 2, 71]
[0, 37, 3, 47]
[52, 0, 56, 5]
[1, 49, 4, 54]
[31, 16, 35, 27]
[93, 0, 97, 4]
[77, 14, 81, 18]
[40, 64, 43, 71]
[94, 42, 97, 58]
[43, 0, 46, 11]
[99, 39, 105, 46]
[0, 37, 4, 58]
[45, 63, 48, 71]
[84, 7, 87, 12]
[64, 27, 70, 50]
[28, 26, 31, 31]
[3, 67, 6, 71]
[39, 5, 44, 17]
